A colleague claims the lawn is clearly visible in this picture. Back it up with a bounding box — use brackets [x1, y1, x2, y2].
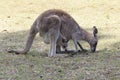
[0, 0, 120, 80]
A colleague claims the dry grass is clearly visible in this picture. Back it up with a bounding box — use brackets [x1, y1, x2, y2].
[0, 0, 120, 80]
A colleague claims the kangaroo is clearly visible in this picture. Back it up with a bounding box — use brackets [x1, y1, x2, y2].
[8, 9, 98, 57]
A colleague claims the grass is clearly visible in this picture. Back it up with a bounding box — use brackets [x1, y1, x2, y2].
[0, 0, 120, 80]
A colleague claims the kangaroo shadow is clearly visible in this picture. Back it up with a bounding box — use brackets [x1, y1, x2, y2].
[0, 30, 43, 55]
[1, 28, 119, 57]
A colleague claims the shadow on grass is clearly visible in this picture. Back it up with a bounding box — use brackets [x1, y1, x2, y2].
[0, 28, 119, 57]
[0, 30, 43, 55]
[112, 42, 120, 52]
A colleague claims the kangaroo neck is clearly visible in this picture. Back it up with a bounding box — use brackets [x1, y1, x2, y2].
[79, 28, 92, 43]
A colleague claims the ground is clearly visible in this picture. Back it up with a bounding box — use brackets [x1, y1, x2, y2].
[0, 0, 120, 80]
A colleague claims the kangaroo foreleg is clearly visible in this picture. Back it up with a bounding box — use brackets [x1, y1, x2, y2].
[56, 45, 61, 53]
[77, 42, 87, 52]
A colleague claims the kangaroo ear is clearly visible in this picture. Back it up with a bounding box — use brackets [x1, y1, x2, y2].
[93, 26, 98, 37]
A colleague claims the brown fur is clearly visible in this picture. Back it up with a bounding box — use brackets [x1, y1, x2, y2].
[8, 9, 98, 57]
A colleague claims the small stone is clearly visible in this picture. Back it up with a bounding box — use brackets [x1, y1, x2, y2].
[7, 16, 11, 18]
[40, 75, 43, 78]
[58, 70, 62, 72]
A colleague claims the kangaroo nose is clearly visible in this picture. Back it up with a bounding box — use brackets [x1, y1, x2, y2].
[91, 48, 95, 52]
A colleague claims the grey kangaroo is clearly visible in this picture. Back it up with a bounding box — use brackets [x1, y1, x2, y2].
[8, 9, 98, 57]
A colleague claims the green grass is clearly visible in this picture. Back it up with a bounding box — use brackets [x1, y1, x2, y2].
[0, 0, 120, 80]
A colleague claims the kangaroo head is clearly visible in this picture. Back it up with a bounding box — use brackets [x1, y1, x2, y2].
[89, 26, 98, 52]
